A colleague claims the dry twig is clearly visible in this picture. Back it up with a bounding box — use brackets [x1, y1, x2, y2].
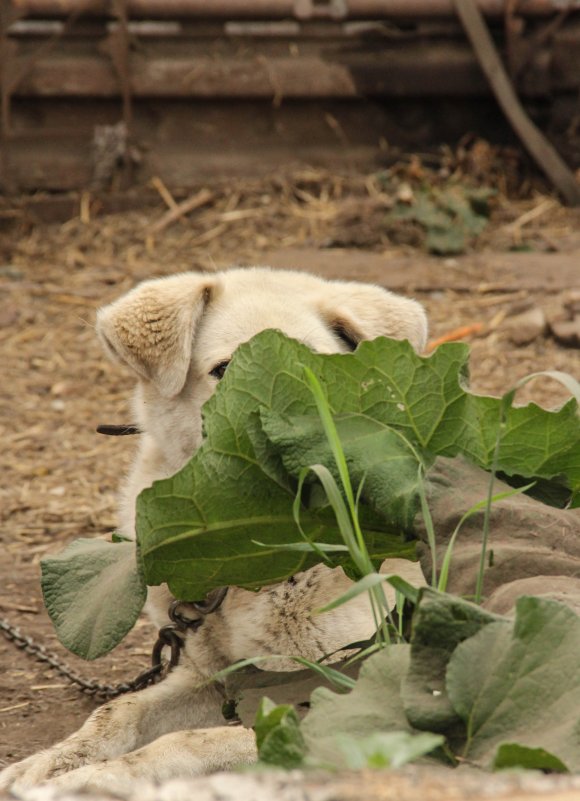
[148, 188, 215, 237]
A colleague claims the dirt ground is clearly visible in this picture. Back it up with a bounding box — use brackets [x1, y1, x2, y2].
[1, 159, 580, 768]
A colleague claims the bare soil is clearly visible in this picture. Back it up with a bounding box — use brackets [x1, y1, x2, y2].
[1, 163, 579, 767]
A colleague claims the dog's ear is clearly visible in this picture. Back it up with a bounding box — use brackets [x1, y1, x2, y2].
[97, 273, 216, 398]
[319, 281, 428, 352]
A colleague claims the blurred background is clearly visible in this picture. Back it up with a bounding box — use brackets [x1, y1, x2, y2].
[1, 0, 580, 194]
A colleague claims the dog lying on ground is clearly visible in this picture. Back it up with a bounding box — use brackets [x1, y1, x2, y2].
[0, 268, 427, 793]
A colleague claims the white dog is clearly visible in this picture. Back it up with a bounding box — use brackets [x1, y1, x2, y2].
[0, 268, 427, 793]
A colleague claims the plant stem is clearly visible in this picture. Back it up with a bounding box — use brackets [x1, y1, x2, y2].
[474, 400, 506, 604]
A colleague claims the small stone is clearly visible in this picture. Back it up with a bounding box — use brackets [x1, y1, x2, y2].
[562, 289, 580, 316]
[50, 381, 70, 396]
[550, 317, 580, 348]
[396, 182, 414, 204]
[504, 307, 546, 346]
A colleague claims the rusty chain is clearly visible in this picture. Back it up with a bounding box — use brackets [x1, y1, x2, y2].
[0, 615, 163, 702]
[0, 589, 229, 703]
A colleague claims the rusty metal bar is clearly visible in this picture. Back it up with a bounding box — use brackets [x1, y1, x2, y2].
[4, 0, 580, 197]
[0, 0, 16, 191]
[0, 1, 11, 134]
[8, 46, 553, 99]
[9, 17, 580, 100]
[5, 9, 579, 101]
[11, 0, 580, 19]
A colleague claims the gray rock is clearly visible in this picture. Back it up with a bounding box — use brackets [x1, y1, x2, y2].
[504, 307, 546, 346]
[550, 317, 580, 348]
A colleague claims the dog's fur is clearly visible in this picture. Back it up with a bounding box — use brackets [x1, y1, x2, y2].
[0, 268, 427, 793]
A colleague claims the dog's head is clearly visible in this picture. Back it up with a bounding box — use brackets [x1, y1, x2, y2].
[97, 268, 427, 477]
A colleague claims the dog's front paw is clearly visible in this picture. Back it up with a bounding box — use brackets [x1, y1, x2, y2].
[0, 748, 80, 792]
[47, 762, 144, 796]
[0, 758, 140, 798]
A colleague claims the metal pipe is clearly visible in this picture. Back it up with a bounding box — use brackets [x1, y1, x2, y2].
[12, 0, 577, 19]
[7, 47, 535, 98]
[13, 35, 577, 99]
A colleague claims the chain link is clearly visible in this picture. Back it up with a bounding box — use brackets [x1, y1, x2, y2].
[0, 589, 228, 702]
[0, 616, 162, 701]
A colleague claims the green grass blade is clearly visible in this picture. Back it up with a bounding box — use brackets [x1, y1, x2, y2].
[473, 368, 580, 603]
[210, 654, 355, 691]
[508, 370, 580, 409]
[343, 642, 383, 667]
[308, 464, 366, 572]
[302, 367, 393, 644]
[417, 467, 438, 589]
[252, 540, 349, 553]
[438, 482, 535, 593]
[395, 590, 405, 639]
[303, 367, 356, 509]
[289, 656, 356, 690]
[315, 572, 387, 614]
[384, 575, 420, 605]
[291, 466, 334, 565]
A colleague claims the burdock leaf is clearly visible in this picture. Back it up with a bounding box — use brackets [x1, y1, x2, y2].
[41, 538, 146, 659]
[447, 597, 580, 770]
[300, 645, 417, 769]
[137, 331, 580, 600]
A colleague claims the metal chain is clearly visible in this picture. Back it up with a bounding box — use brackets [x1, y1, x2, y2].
[0, 616, 162, 702]
[0, 589, 228, 703]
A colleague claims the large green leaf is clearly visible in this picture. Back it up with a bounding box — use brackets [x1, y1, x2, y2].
[331, 731, 444, 770]
[42, 333, 580, 659]
[251, 652, 441, 771]
[138, 486, 414, 600]
[236, 592, 580, 774]
[403, 588, 503, 735]
[300, 645, 417, 769]
[446, 596, 580, 770]
[261, 411, 428, 531]
[41, 539, 146, 660]
[138, 331, 580, 600]
[493, 744, 568, 773]
[254, 697, 307, 768]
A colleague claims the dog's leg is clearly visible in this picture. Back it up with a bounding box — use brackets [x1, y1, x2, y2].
[42, 726, 257, 794]
[0, 665, 227, 790]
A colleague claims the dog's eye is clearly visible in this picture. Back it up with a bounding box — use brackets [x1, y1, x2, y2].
[209, 360, 230, 380]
